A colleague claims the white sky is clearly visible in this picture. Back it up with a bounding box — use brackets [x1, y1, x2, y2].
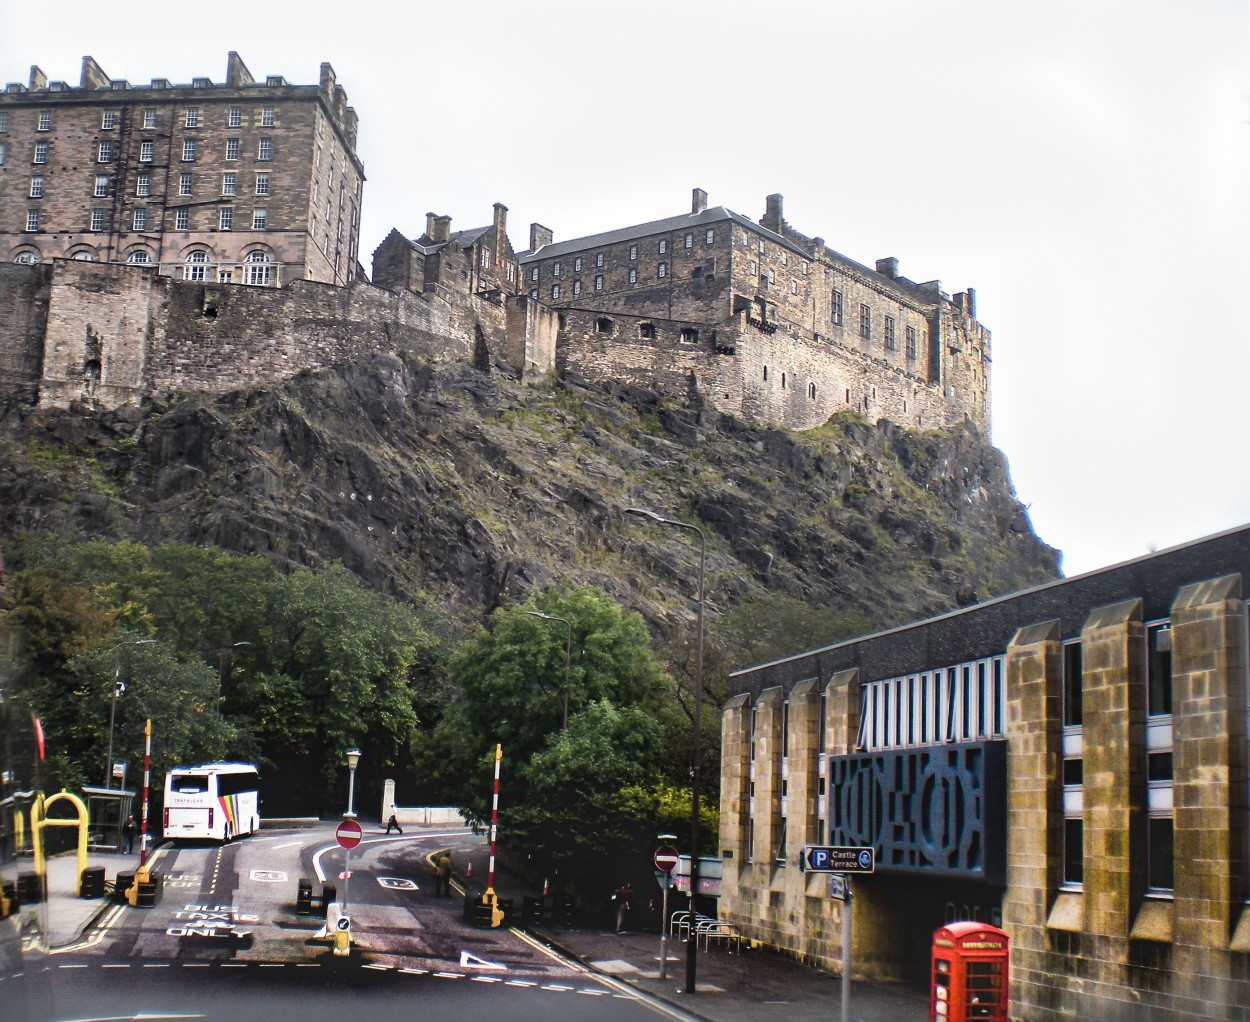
[3, 0, 1248, 578]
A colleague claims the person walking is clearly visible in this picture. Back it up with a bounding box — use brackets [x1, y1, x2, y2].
[613, 881, 632, 934]
[434, 852, 453, 898]
[122, 816, 136, 855]
[385, 804, 403, 834]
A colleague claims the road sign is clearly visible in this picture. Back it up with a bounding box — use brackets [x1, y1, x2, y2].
[828, 874, 848, 901]
[653, 845, 679, 873]
[654, 869, 672, 891]
[336, 819, 363, 849]
[800, 845, 875, 874]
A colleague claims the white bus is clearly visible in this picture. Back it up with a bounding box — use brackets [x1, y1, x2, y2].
[163, 762, 260, 842]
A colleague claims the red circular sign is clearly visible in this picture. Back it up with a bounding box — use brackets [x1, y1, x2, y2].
[336, 819, 363, 849]
[654, 845, 679, 873]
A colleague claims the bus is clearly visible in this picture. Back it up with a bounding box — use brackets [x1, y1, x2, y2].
[163, 763, 260, 842]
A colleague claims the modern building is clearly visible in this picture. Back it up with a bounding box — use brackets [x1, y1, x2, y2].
[720, 524, 1250, 1021]
[0, 53, 363, 288]
[517, 189, 989, 434]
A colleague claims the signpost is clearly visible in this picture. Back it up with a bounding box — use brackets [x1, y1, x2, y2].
[654, 840, 678, 980]
[801, 846, 874, 1022]
[336, 818, 362, 916]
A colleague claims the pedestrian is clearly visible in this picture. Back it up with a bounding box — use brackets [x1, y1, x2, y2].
[613, 881, 631, 934]
[385, 804, 403, 834]
[434, 852, 453, 897]
[122, 816, 136, 855]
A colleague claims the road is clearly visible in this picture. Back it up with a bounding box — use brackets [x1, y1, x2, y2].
[3, 824, 687, 1022]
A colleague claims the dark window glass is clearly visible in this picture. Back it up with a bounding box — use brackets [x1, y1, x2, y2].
[1147, 752, 1173, 782]
[1148, 624, 1172, 715]
[173, 774, 208, 793]
[1063, 817, 1083, 885]
[1148, 816, 1174, 890]
[1063, 641, 1083, 726]
[1063, 759, 1083, 785]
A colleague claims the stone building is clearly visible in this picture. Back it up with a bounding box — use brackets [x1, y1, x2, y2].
[720, 524, 1250, 1020]
[0, 53, 363, 288]
[518, 188, 990, 434]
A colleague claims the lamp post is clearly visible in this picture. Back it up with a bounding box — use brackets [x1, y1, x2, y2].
[106, 639, 154, 789]
[216, 641, 251, 716]
[342, 747, 361, 915]
[625, 507, 705, 996]
[524, 611, 572, 731]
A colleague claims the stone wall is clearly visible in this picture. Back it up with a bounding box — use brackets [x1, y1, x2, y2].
[0, 262, 50, 402]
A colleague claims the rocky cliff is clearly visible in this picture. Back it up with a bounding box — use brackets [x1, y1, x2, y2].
[0, 353, 1059, 657]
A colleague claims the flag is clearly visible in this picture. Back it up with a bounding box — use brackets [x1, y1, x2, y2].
[32, 715, 45, 761]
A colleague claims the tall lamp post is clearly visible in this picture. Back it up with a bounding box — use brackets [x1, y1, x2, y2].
[106, 639, 154, 789]
[342, 747, 361, 913]
[625, 507, 706, 996]
[216, 641, 252, 716]
[524, 611, 572, 731]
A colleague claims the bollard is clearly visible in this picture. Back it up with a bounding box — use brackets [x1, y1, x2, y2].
[17, 872, 45, 904]
[114, 871, 135, 904]
[522, 896, 544, 926]
[296, 879, 313, 915]
[320, 884, 337, 918]
[80, 866, 106, 899]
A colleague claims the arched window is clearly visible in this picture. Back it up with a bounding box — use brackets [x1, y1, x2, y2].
[71, 250, 97, 261]
[127, 250, 153, 264]
[14, 250, 38, 265]
[184, 250, 210, 282]
[244, 250, 271, 286]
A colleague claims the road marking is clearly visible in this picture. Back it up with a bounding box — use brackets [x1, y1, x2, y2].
[181, 963, 210, 968]
[471, 976, 503, 983]
[250, 870, 287, 883]
[578, 988, 608, 996]
[143, 963, 170, 968]
[433, 972, 464, 979]
[459, 950, 506, 970]
[377, 877, 419, 890]
[272, 841, 302, 850]
[102, 963, 130, 968]
[505, 979, 537, 987]
[362, 964, 392, 971]
[400, 967, 428, 975]
[58, 964, 89, 969]
[542, 983, 575, 991]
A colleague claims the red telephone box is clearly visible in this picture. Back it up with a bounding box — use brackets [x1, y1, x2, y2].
[931, 921, 1009, 1022]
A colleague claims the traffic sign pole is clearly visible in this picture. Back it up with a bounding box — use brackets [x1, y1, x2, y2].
[653, 844, 678, 981]
[841, 876, 852, 1022]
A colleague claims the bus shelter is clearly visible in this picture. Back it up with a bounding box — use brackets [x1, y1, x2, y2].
[83, 786, 135, 853]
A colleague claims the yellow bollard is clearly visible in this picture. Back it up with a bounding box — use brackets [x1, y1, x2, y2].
[333, 916, 352, 956]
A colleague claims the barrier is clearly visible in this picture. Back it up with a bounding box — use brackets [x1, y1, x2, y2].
[80, 866, 106, 899]
[17, 871, 45, 904]
[114, 871, 135, 904]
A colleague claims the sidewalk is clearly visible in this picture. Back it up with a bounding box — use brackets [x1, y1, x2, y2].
[441, 843, 931, 1022]
[18, 846, 146, 947]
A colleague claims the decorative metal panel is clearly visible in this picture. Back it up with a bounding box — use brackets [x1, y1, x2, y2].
[826, 740, 1006, 885]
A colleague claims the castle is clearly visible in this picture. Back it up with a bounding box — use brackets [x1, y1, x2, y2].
[0, 56, 989, 437]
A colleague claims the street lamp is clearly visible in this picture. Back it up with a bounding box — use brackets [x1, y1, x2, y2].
[625, 507, 706, 996]
[216, 641, 252, 715]
[344, 748, 361, 819]
[106, 639, 154, 789]
[524, 611, 572, 731]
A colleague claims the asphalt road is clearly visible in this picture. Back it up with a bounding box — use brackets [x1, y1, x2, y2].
[3, 825, 687, 1022]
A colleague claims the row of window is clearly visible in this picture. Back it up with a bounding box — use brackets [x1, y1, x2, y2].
[23, 206, 270, 233]
[0, 136, 276, 167]
[0, 105, 276, 134]
[12, 247, 274, 284]
[25, 170, 272, 201]
[830, 289, 921, 358]
[530, 230, 718, 282]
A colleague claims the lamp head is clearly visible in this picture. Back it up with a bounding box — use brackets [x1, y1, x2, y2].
[625, 507, 665, 523]
[345, 748, 361, 771]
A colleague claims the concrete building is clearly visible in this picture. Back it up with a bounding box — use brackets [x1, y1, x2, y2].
[518, 189, 989, 434]
[0, 53, 363, 288]
[720, 524, 1250, 1021]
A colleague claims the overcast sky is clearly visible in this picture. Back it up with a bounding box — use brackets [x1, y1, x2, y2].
[3, 0, 1247, 578]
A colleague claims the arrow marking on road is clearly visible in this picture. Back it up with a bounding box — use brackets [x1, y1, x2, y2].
[459, 950, 506, 970]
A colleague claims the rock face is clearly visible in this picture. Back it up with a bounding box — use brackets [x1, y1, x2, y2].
[0, 353, 1059, 644]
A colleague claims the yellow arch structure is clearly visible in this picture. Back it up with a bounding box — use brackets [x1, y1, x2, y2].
[33, 791, 90, 896]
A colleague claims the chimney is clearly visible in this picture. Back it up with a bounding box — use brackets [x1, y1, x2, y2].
[692, 188, 708, 214]
[529, 223, 553, 252]
[227, 52, 255, 87]
[966, 287, 977, 319]
[493, 203, 508, 267]
[80, 56, 110, 90]
[425, 213, 451, 244]
[29, 65, 47, 90]
[762, 193, 785, 234]
[875, 257, 899, 279]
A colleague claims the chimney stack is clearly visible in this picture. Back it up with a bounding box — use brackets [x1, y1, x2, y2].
[875, 257, 899, 279]
[425, 213, 451, 244]
[762, 193, 785, 234]
[692, 188, 708, 214]
[529, 223, 553, 252]
[492, 203, 508, 267]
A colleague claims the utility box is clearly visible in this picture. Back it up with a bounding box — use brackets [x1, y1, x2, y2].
[931, 921, 1009, 1021]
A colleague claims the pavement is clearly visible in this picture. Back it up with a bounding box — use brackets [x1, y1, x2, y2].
[21, 826, 930, 1022]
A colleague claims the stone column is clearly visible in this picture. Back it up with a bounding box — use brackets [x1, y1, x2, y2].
[750, 686, 785, 946]
[1081, 597, 1145, 963]
[719, 692, 752, 925]
[1002, 620, 1062, 1004]
[824, 668, 860, 752]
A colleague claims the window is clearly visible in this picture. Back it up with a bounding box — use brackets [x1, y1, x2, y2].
[257, 137, 272, 161]
[629, 244, 637, 260]
[906, 325, 917, 359]
[142, 108, 156, 129]
[628, 267, 637, 284]
[860, 304, 871, 339]
[680, 327, 699, 344]
[182, 138, 196, 161]
[808, 382, 817, 400]
[1063, 818, 1084, 886]
[639, 322, 656, 339]
[594, 274, 603, 292]
[14, 251, 37, 264]
[34, 141, 47, 164]
[175, 208, 189, 230]
[179, 173, 193, 196]
[226, 138, 240, 161]
[790, 280, 798, 295]
[245, 251, 272, 285]
[885, 316, 896, 351]
[135, 174, 150, 197]
[595, 252, 604, 268]
[222, 172, 237, 196]
[658, 239, 667, 254]
[93, 175, 109, 197]
[573, 256, 581, 272]
[758, 238, 765, 254]
[261, 107, 275, 127]
[705, 228, 715, 244]
[572, 279, 581, 296]
[0, 111, 9, 132]
[255, 172, 269, 195]
[139, 140, 154, 162]
[228, 106, 242, 128]
[97, 141, 112, 163]
[90, 209, 106, 232]
[551, 284, 560, 300]
[657, 262, 667, 278]
[530, 288, 538, 300]
[1148, 622, 1172, 716]
[781, 250, 788, 265]
[132, 207, 147, 231]
[684, 233, 693, 249]
[252, 208, 266, 230]
[29, 176, 43, 198]
[184, 250, 210, 281]
[0, 142, 5, 165]
[530, 266, 539, 282]
[749, 260, 757, 275]
[184, 107, 199, 128]
[37, 110, 51, 131]
[1148, 817, 1174, 891]
[219, 207, 233, 231]
[127, 250, 152, 264]
[552, 261, 561, 277]
[101, 110, 116, 130]
[25, 209, 39, 232]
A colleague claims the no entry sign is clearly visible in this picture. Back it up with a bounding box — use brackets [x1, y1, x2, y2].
[336, 819, 363, 849]
[653, 845, 679, 873]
